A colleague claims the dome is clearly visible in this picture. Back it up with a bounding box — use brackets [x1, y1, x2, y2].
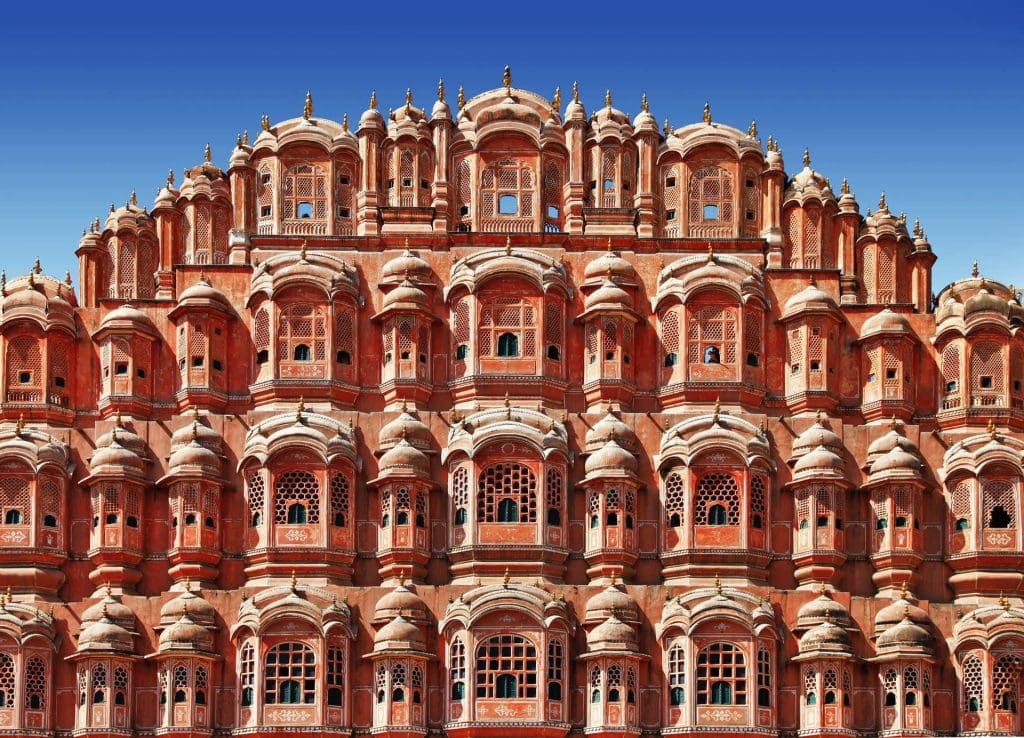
[784, 152, 835, 204]
[964, 288, 1009, 317]
[160, 589, 217, 627]
[584, 279, 632, 311]
[374, 615, 425, 650]
[586, 410, 640, 455]
[871, 446, 922, 475]
[794, 444, 844, 474]
[382, 249, 431, 283]
[797, 591, 851, 629]
[390, 90, 427, 125]
[170, 417, 221, 452]
[376, 438, 430, 478]
[799, 620, 851, 654]
[875, 596, 929, 636]
[83, 593, 137, 633]
[168, 439, 220, 472]
[98, 303, 157, 334]
[877, 617, 931, 650]
[378, 410, 433, 454]
[159, 612, 213, 651]
[588, 614, 637, 649]
[585, 584, 639, 623]
[585, 438, 637, 476]
[584, 250, 637, 284]
[78, 613, 134, 653]
[867, 428, 918, 458]
[374, 584, 429, 624]
[861, 308, 911, 337]
[783, 282, 838, 318]
[91, 433, 145, 472]
[382, 279, 429, 310]
[791, 417, 843, 460]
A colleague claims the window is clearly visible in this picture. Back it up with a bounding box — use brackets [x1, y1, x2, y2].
[689, 305, 737, 365]
[450, 638, 466, 701]
[455, 344, 468, 361]
[3, 510, 20, 525]
[703, 204, 719, 220]
[265, 642, 316, 705]
[479, 297, 536, 360]
[287, 503, 308, 524]
[694, 473, 740, 526]
[279, 303, 328, 366]
[499, 195, 518, 215]
[697, 643, 745, 705]
[475, 634, 537, 699]
[497, 332, 519, 357]
[478, 462, 537, 523]
[274, 470, 320, 524]
[327, 645, 345, 707]
[294, 344, 311, 361]
[669, 644, 685, 706]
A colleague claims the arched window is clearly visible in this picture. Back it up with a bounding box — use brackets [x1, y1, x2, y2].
[497, 332, 519, 357]
[696, 643, 745, 706]
[963, 654, 983, 713]
[278, 303, 328, 366]
[984, 478, 1017, 530]
[757, 648, 772, 707]
[265, 642, 316, 705]
[669, 643, 685, 706]
[665, 471, 685, 529]
[478, 462, 537, 523]
[240, 642, 255, 707]
[475, 634, 537, 699]
[283, 164, 327, 224]
[688, 165, 734, 238]
[3, 510, 21, 525]
[25, 656, 46, 711]
[287, 503, 307, 524]
[993, 654, 1020, 712]
[450, 638, 466, 701]
[547, 639, 564, 701]
[327, 645, 345, 707]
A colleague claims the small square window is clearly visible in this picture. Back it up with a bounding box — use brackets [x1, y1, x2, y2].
[212, 360, 222, 371]
[137, 368, 146, 379]
[746, 210, 755, 220]
[980, 376, 993, 389]
[498, 194, 518, 215]
[18, 372, 31, 384]
[666, 209, 676, 221]
[192, 357, 204, 368]
[886, 368, 897, 379]
[115, 363, 129, 376]
[868, 372, 876, 382]
[547, 205, 559, 219]
[746, 179, 755, 188]
[1015, 380, 1022, 391]
[260, 206, 271, 217]
[703, 204, 718, 220]
[297, 202, 313, 218]
[337, 207, 350, 218]
[402, 178, 412, 187]
[261, 174, 272, 185]
[421, 179, 430, 189]
[810, 361, 821, 372]
[387, 178, 395, 189]
[54, 376, 66, 388]
[666, 176, 676, 187]
[791, 364, 800, 374]
[946, 380, 958, 392]
[603, 179, 615, 191]
[622, 181, 630, 191]
[338, 175, 349, 185]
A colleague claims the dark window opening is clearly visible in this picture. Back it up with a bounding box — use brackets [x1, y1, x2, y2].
[106, 514, 118, 524]
[708, 504, 727, 526]
[990, 505, 1012, 529]
[287, 503, 308, 525]
[213, 359, 223, 371]
[810, 361, 821, 372]
[547, 508, 560, 525]
[666, 176, 676, 187]
[455, 344, 468, 361]
[956, 518, 969, 531]
[497, 332, 519, 357]
[293, 344, 311, 361]
[137, 368, 146, 378]
[665, 352, 678, 367]
[454, 507, 467, 525]
[666, 208, 676, 221]
[671, 686, 685, 706]
[946, 380, 958, 392]
[669, 513, 682, 527]
[261, 206, 272, 217]
[185, 513, 197, 525]
[336, 350, 352, 364]
[497, 498, 519, 523]
[547, 345, 560, 360]
[758, 688, 771, 707]
[43, 514, 57, 527]
[192, 357, 204, 368]
[328, 687, 343, 706]
[704, 346, 721, 364]
[895, 516, 908, 528]
[127, 516, 139, 528]
[205, 516, 215, 528]
[548, 683, 562, 700]
[981, 376, 994, 389]
[886, 368, 898, 379]
[3, 510, 21, 525]
[115, 363, 129, 376]
[746, 353, 759, 367]
[54, 376, 66, 388]
[256, 350, 269, 364]
[752, 514, 763, 529]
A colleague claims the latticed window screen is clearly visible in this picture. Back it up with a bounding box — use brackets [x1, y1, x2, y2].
[803, 208, 821, 269]
[335, 164, 355, 235]
[240, 643, 255, 703]
[0, 653, 13, 707]
[254, 307, 270, 355]
[743, 168, 760, 237]
[335, 308, 355, 365]
[0, 477, 30, 525]
[547, 640, 564, 694]
[876, 245, 895, 303]
[993, 655, 1020, 709]
[117, 238, 137, 299]
[6, 336, 42, 401]
[24, 655, 46, 710]
[478, 297, 536, 358]
[543, 161, 562, 231]
[193, 204, 212, 264]
[804, 668, 817, 699]
[744, 310, 762, 362]
[455, 160, 472, 226]
[665, 471, 686, 525]
[327, 646, 345, 694]
[330, 474, 350, 526]
[785, 210, 801, 268]
[258, 164, 274, 226]
[264, 642, 316, 705]
[694, 473, 740, 525]
[478, 462, 537, 523]
[788, 328, 803, 374]
[450, 638, 466, 691]
[962, 654, 984, 710]
[278, 303, 328, 362]
[661, 308, 681, 364]
[282, 164, 328, 221]
[757, 649, 772, 705]
[545, 469, 563, 519]
[452, 467, 469, 519]
[475, 634, 537, 698]
[668, 644, 685, 698]
[696, 643, 746, 705]
[688, 306, 737, 364]
[687, 166, 733, 237]
[274, 470, 320, 524]
[861, 247, 876, 303]
[247, 471, 265, 526]
[972, 342, 1004, 393]
[662, 164, 681, 237]
[601, 148, 618, 207]
[544, 299, 563, 358]
[942, 344, 961, 394]
[750, 476, 767, 527]
[904, 666, 919, 698]
[983, 478, 1017, 529]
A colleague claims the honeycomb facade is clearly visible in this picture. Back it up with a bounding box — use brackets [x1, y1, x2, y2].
[0, 74, 1022, 737]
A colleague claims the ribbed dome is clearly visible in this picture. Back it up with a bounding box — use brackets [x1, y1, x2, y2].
[159, 612, 213, 651]
[585, 438, 637, 475]
[382, 279, 429, 309]
[374, 615, 425, 649]
[867, 428, 918, 458]
[378, 410, 432, 454]
[168, 439, 220, 472]
[585, 410, 640, 454]
[374, 584, 429, 624]
[176, 279, 231, 309]
[794, 444, 844, 474]
[382, 249, 431, 283]
[799, 620, 851, 654]
[160, 589, 217, 627]
[91, 433, 145, 471]
[791, 419, 843, 459]
[584, 279, 632, 310]
[83, 593, 137, 633]
[170, 418, 221, 451]
[797, 592, 850, 628]
[877, 617, 931, 650]
[874, 597, 929, 636]
[99, 304, 154, 330]
[78, 614, 134, 653]
[588, 614, 637, 649]
[871, 446, 921, 474]
[377, 438, 430, 477]
[862, 308, 911, 336]
[584, 250, 637, 283]
[585, 584, 639, 623]
[783, 283, 838, 317]
[964, 288, 1009, 317]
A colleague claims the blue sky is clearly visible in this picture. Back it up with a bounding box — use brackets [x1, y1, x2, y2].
[0, 2, 1020, 294]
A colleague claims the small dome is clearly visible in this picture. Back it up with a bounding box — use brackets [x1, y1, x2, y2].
[871, 446, 921, 475]
[965, 288, 1009, 317]
[374, 584, 429, 624]
[91, 433, 145, 472]
[159, 612, 213, 651]
[585, 584, 639, 624]
[783, 282, 838, 317]
[160, 590, 217, 627]
[861, 308, 911, 337]
[382, 249, 431, 283]
[382, 279, 429, 310]
[585, 438, 637, 476]
[791, 418, 843, 460]
[99, 303, 156, 332]
[797, 591, 850, 628]
[168, 439, 220, 473]
[584, 279, 632, 311]
[377, 438, 430, 477]
[584, 250, 637, 283]
[170, 418, 221, 452]
[83, 593, 137, 633]
[586, 410, 640, 455]
[877, 617, 931, 650]
[378, 410, 433, 454]
[78, 614, 134, 653]
[799, 620, 851, 653]
[867, 428, 918, 458]
[875, 597, 929, 636]
[588, 614, 637, 649]
[176, 279, 231, 309]
[374, 615, 425, 649]
[794, 444, 844, 474]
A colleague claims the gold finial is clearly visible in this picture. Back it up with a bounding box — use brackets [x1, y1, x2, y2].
[913, 217, 922, 237]
[707, 243, 715, 263]
[572, 80, 579, 103]
[0, 271, 5, 296]
[101, 601, 109, 619]
[988, 418, 997, 439]
[296, 396, 306, 423]
[609, 571, 618, 587]
[33, 256, 42, 274]
[841, 177, 850, 195]
[503, 567, 511, 587]
[504, 392, 511, 409]
[336, 112, 346, 132]
[370, 90, 378, 109]
[166, 168, 175, 188]
[457, 85, 465, 108]
[191, 420, 199, 443]
[204, 143, 211, 162]
[405, 87, 413, 110]
[502, 65, 512, 93]
[438, 79, 445, 102]
[243, 130, 250, 146]
[641, 93, 649, 113]
[399, 570, 407, 587]
[290, 570, 298, 592]
[93, 217, 101, 232]
[27, 271, 34, 287]
[552, 86, 561, 111]
[111, 425, 119, 444]
[1000, 592, 1010, 610]
[663, 118, 671, 136]
[14, 414, 24, 436]
[899, 580, 909, 599]
[748, 120, 758, 138]
[703, 100, 712, 125]
[606, 236, 614, 253]
[236, 132, 243, 147]
[304, 90, 314, 120]
[65, 271, 73, 286]
[299, 239, 308, 261]
[712, 397, 721, 425]
[715, 574, 722, 595]
[505, 235, 512, 255]
[803, 147, 811, 168]
[878, 191, 887, 210]
[972, 261, 980, 278]
[184, 577, 192, 592]
[261, 114, 270, 132]
[605, 89, 612, 109]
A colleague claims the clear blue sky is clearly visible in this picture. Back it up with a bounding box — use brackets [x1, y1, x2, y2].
[1, 2, 1020, 294]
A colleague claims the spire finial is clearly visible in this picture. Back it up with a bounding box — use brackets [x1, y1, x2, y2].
[502, 65, 512, 93]
[552, 86, 561, 111]
[191, 420, 199, 444]
[399, 570, 407, 587]
[14, 414, 24, 436]
[33, 256, 42, 274]
[261, 114, 270, 132]
[712, 397, 721, 425]
[663, 118, 671, 136]
[243, 130, 249, 146]
[432, 78, 443, 103]
[505, 235, 512, 255]
[503, 567, 511, 587]
[899, 580, 908, 599]
[879, 191, 887, 210]
[457, 85, 465, 108]
[204, 143, 211, 163]
[748, 119, 757, 138]
[304, 90, 313, 120]
[167, 168, 176, 188]
[972, 261, 980, 278]
[296, 396, 305, 423]
[299, 239, 308, 261]
[65, 271, 73, 286]
[841, 177, 850, 195]
[184, 577, 192, 592]
[715, 574, 722, 595]
[0, 270, 5, 296]
[236, 132, 243, 147]
[609, 571, 618, 587]
[504, 392, 511, 409]
[988, 418, 997, 439]
[803, 147, 811, 168]
[370, 90, 378, 109]
[703, 100, 712, 125]
[405, 87, 413, 110]
[290, 570, 298, 592]
[606, 236, 614, 253]
[639, 92, 649, 113]
[605, 89, 612, 109]
[571, 80, 579, 103]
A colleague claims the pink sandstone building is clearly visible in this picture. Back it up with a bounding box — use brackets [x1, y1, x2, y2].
[0, 71, 1021, 737]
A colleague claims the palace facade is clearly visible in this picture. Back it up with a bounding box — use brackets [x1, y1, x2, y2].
[0, 72, 1021, 738]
